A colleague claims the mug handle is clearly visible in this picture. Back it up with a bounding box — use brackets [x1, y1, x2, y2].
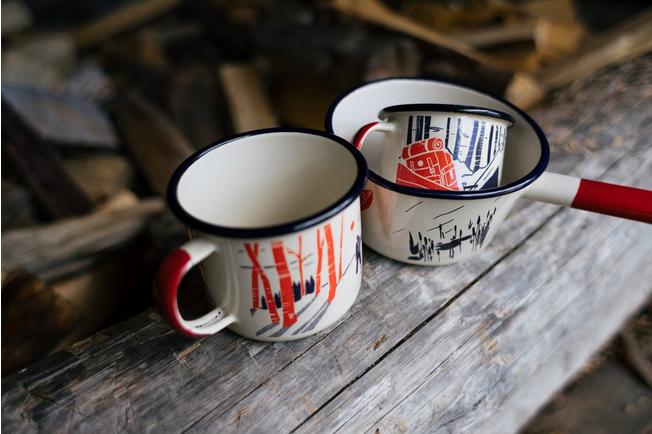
[353, 121, 395, 150]
[523, 172, 652, 224]
[154, 238, 237, 337]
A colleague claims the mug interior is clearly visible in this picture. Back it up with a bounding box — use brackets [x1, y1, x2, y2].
[327, 79, 548, 198]
[171, 130, 363, 232]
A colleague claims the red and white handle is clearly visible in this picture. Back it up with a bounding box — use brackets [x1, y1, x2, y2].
[154, 239, 236, 337]
[353, 121, 394, 150]
[524, 172, 652, 224]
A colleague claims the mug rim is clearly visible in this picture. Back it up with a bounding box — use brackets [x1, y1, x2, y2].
[381, 103, 515, 126]
[167, 127, 368, 238]
[325, 78, 550, 200]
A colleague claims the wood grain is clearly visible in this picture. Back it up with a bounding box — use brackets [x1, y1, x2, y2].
[112, 92, 194, 196]
[506, 8, 652, 108]
[1, 55, 651, 434]
[1, 196, 164, 279]
[331, 0, 502, 69]
[2, 101, 95, 219]
[219, 63, 279, 133]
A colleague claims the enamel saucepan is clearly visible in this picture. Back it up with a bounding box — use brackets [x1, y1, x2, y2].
[326, 78, 652, 265]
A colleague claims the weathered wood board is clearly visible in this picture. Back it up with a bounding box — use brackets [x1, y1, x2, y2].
[2, 55, 651, 434]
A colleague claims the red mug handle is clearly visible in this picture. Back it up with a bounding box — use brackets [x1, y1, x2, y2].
[154, 239, 236, 337]
[524, 172, 652, 223]
[353, 121, 395, 150]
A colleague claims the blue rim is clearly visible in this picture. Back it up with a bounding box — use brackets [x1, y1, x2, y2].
[325, 78, 549, 200]
[167, 127, 368, 238]
[381, 103, 514, 126]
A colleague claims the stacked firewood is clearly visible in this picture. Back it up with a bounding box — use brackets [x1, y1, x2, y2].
[2, 0, 650, 375]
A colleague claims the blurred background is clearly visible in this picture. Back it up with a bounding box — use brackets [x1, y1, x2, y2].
[2, 0, 651, 432]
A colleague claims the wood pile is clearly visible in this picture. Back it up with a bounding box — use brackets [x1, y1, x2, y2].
[2, 0, 651, 375]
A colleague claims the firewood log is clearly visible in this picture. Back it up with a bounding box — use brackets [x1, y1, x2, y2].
[112, 92, 194, 196]
[219, 63, 279, 133]
[1, 193, 164, 280]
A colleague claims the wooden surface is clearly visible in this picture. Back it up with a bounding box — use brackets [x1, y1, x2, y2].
[2, 55, 651, 434]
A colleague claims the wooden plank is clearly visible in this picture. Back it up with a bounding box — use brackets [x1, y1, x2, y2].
[1, 56, 649, 433]
[296, 123, 652, 434]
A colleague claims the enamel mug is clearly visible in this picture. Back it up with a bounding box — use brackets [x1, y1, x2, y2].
[353, 104, 514, 191]
[155, 128, 367, 339]
[327, 78, 652, 266]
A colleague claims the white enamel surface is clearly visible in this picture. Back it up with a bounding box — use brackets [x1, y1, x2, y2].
[329, 79, 544, 265]
[200, 200, 362, 340]
[176, 132, 358, 228]
[523, 172, 580, 206]
[362, 183, 518, 265]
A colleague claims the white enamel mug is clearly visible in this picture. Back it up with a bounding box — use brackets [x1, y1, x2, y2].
[155, 129, 367, 339]
[327, 79, 652, 265]
[353, 105, 514, 191]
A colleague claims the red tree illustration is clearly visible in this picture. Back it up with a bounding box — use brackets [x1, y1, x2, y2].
[286, 235, 306, 296]
[324, 223, 338, 303]
[315, 228, 324, 296]
[271, 240, 297, 328]
[338, 215, 343, 280]
[245, 242, 279, 324]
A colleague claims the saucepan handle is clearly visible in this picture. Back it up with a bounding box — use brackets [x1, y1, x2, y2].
[522, 172, 652, 224]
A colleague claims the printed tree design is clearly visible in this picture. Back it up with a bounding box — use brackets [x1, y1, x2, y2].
[315, 228, 324, 296]
[271, 241, 297, 328]
[286, 235, 306, 297]
[323, 223, 338, 303]
[245, 242, 279, 323]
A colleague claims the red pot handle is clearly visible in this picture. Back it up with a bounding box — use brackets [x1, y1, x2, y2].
[353, 121, 394, 150]
[524, 172, 652, 224]
[154, 239, 236, 337]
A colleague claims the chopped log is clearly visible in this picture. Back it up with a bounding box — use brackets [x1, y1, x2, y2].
[168, 65, 225, 147]
[137, 28, 169, 70]
[506, 8, 652, 108]
[112, 92, 194, 196]
[71, 0, 181, 49]
[1, 271, 82, 376]
[62, 62, 115, 102]
[1, 178, 39, 230]
[1, 33, 74, 89]
[1, 256, 142, 376]
[622, 310, 652, 388]
[2, 101, 95, 219]
[519, 0, 578, 24]
[453, 23, 536, 49]
[1, 0, 32, 36]
[364, 39, 421, 81]
[331, 0, 503, 70]
[1, 195, 165, 280]
[219, 63, 279, 133]
[62, 154, 134, 204]
[534, 19, 584, 61]
[2, 84, 120, 150]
